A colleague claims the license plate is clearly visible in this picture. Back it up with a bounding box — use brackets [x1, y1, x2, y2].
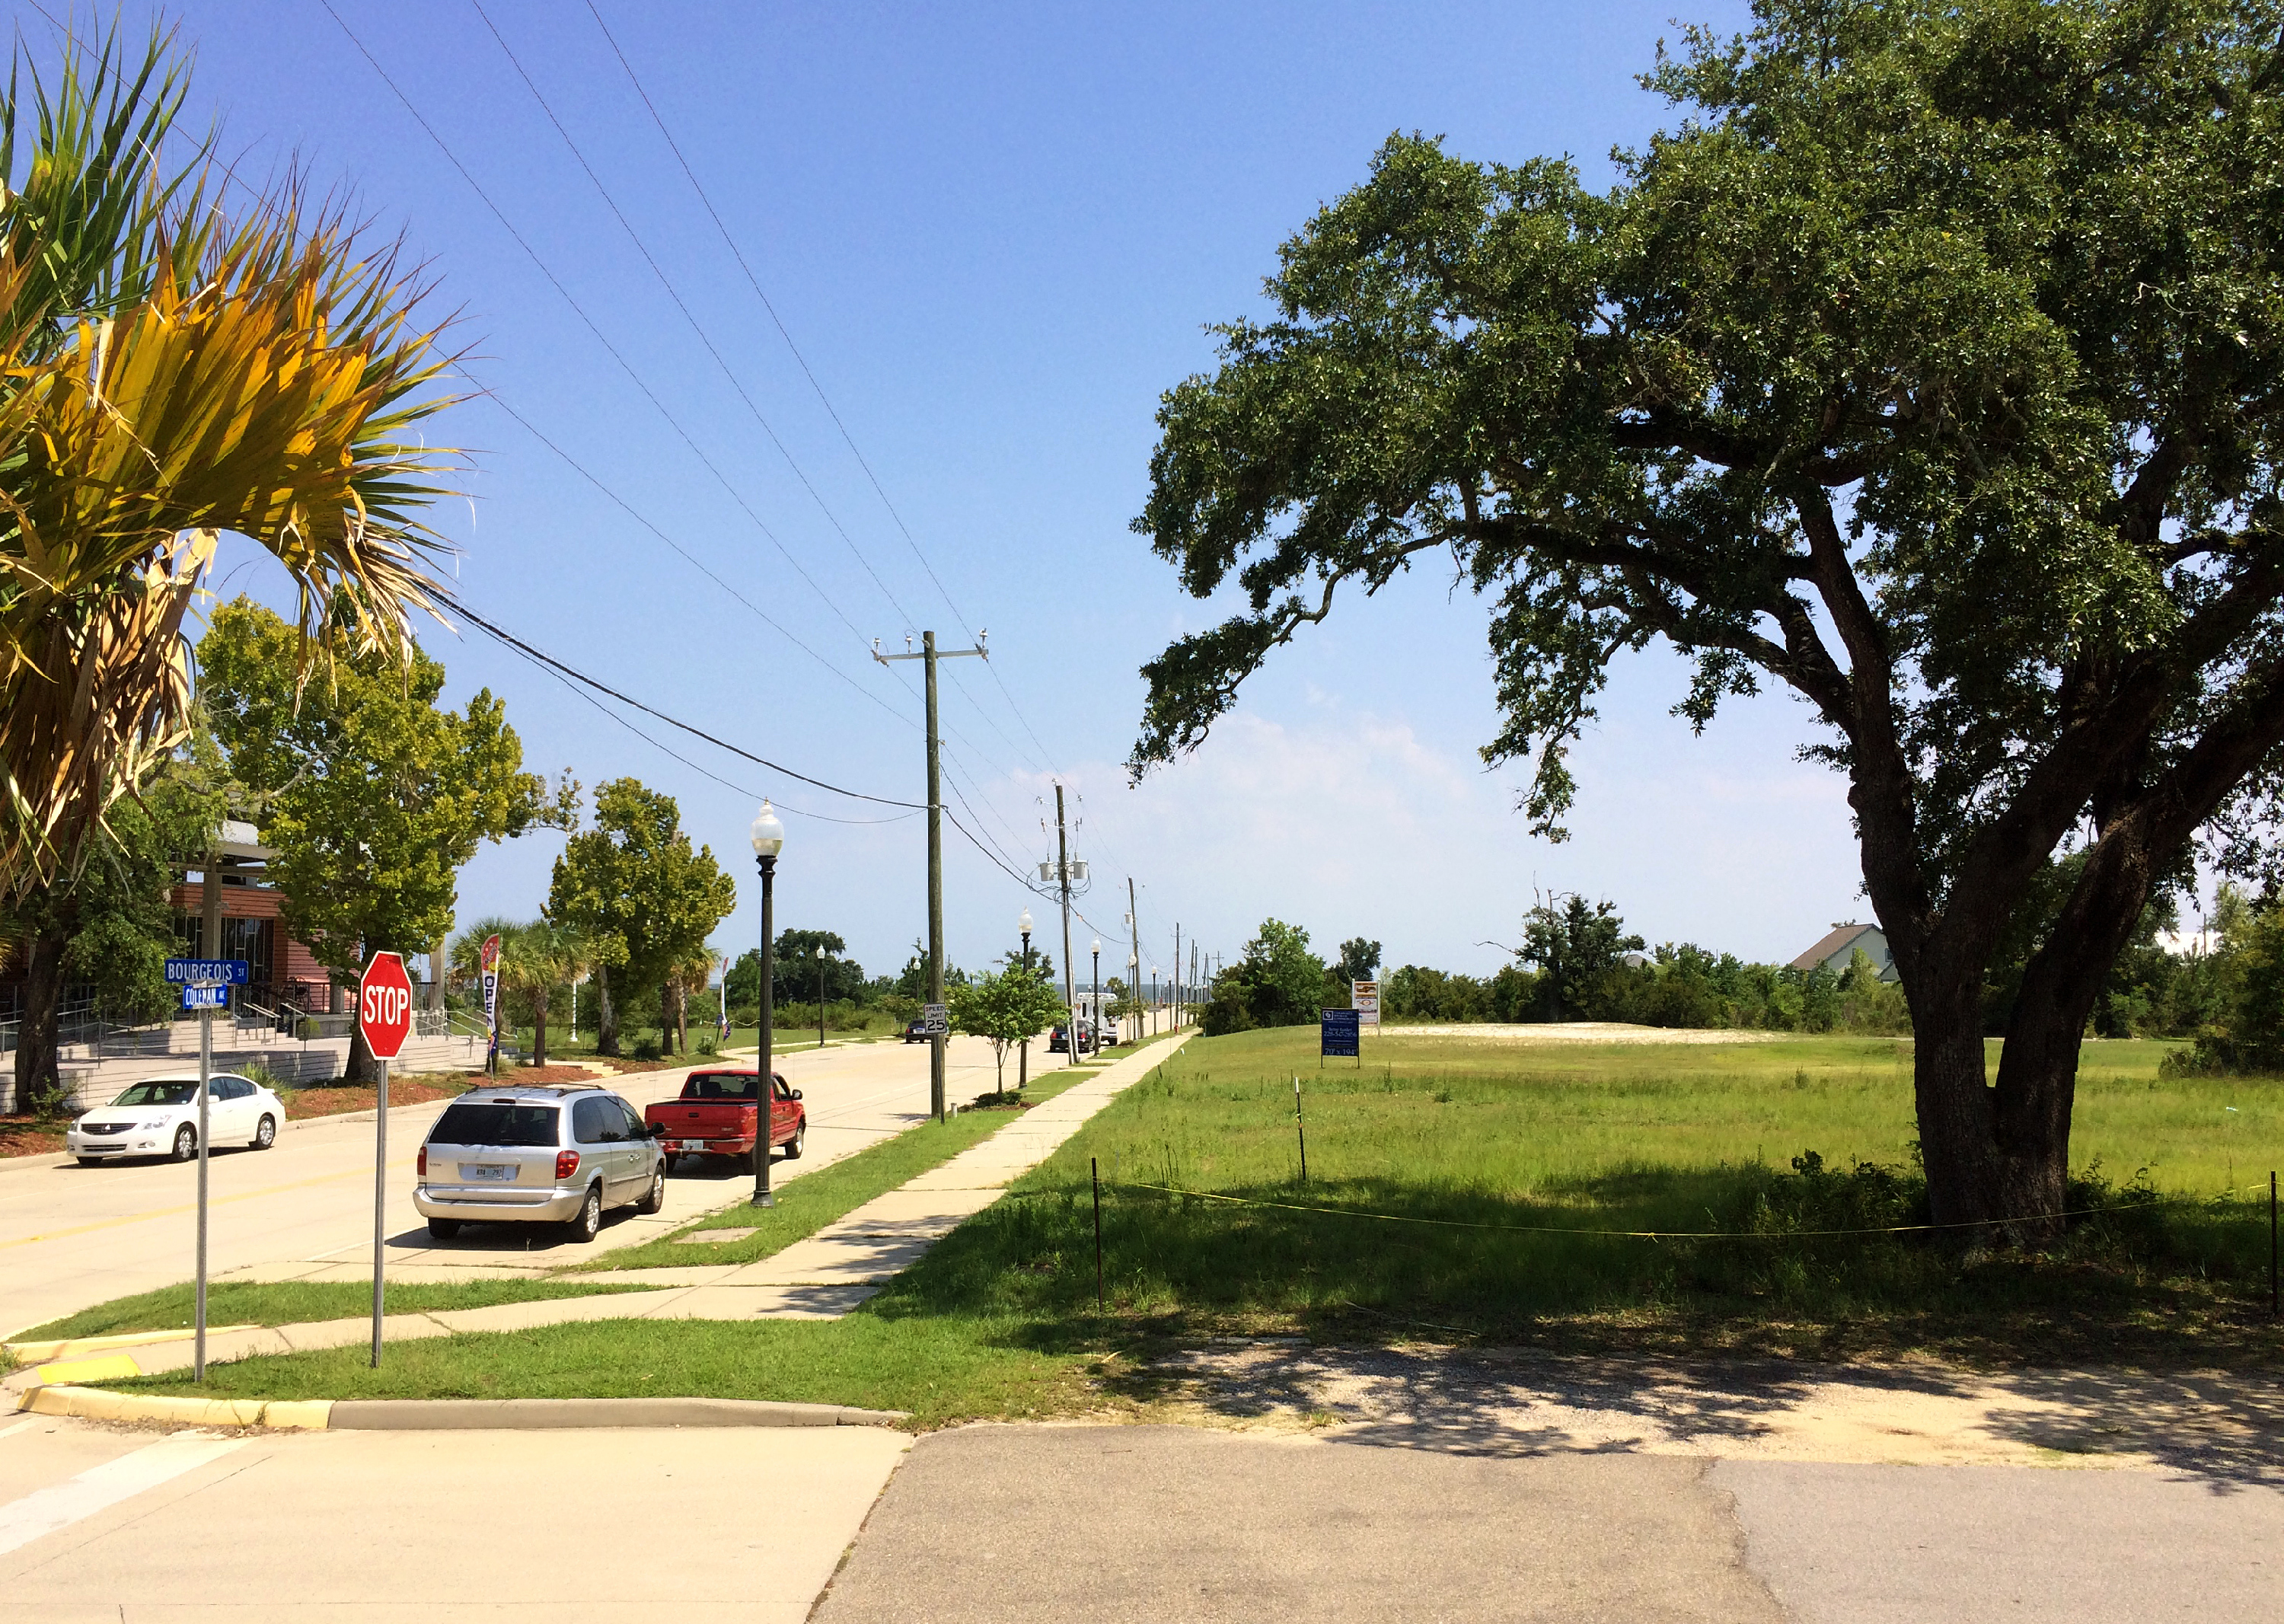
[675, 1140, 707, 1153]
[461, 1163, 515, 1182]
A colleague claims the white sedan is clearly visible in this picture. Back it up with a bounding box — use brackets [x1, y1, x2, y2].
[67, 1074, 285, 1165]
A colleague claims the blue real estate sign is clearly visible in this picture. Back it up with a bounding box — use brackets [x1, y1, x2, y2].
[1320, 1007, 1361, 1058]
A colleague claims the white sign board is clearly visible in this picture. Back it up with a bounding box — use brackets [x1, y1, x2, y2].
[1351, 980, 1380, 1027]
[920, 1001, 949, 1036]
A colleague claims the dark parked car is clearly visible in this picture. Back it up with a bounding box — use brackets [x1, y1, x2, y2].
[1048, 1023, 1096, 1054]
[903, 1018, 930, 1044]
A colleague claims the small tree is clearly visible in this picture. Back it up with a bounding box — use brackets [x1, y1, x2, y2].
[949, 966, 1065, 1094]
[547, 779, 735, 1056]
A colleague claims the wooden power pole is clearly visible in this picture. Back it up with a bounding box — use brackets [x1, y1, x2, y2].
[876, 630, 987, 1121]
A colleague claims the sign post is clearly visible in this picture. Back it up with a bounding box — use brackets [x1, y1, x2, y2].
[357, 952, 414, 1367]
[165, 959, 247, 1382]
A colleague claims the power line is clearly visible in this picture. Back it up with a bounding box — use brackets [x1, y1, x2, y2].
[448, 595, 1052, 896]
[480, 392, 917, 735]
[470, 0, 924, 636]
[582, 0, 1070, 775]
[320, 0, 886, 672]
[443, 594, 920, 811]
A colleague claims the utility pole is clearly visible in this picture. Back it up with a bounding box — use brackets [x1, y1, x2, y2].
[1172, 922, 1180, 1029]
[876, 630, 988, 1121]
[1127, 877, 1140, 1046]
[1054, 783, 1077, 1066]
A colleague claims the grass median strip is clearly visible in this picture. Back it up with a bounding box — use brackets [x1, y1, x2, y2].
[114, 1313, 1102, 1430]
[583, 1068, 1093, 1272]
[11, 1279, 659, 1348]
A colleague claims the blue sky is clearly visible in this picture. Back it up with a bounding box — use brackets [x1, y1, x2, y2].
[112, 0, 1870, 987]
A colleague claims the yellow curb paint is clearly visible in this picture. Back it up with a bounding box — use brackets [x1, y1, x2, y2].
[257, 1399, 333, 1430]
[5, 1325, 262, 1364]
[31, 1354, 141, 1386]
[27, 1385, 267, 1428]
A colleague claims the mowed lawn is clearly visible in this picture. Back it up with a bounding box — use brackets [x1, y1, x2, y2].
[123, 1029, 2282, 1421]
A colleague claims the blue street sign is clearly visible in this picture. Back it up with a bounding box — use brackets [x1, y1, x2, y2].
[164, 959, 249, 986]
[180, 984, 230, 1010]
[1320, 1007, 1361, 1058]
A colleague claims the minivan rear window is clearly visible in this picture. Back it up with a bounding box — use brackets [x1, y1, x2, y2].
[428, 1102, 560, 1148]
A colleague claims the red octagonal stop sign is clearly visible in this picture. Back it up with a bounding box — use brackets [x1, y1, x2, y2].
[358, 951, 414, 1061]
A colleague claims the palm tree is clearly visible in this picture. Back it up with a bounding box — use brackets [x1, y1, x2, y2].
[501, 919, 597, 1067]
[1, 21, 461, 901]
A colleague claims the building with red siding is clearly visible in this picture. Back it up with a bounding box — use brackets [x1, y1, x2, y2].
[169, 819, 337, 1012]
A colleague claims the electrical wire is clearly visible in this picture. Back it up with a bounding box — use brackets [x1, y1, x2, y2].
[442, 594, 922, 811]
[470, 0, 926, 638]
[582, 0, 1069, 775]
[319, 1, 889, 675]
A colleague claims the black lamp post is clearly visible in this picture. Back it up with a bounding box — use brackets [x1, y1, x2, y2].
[749, 800, 784, 1208]
[1089, 938, 1101, 1055]
[815, 944, 827, 1051]
[1018, 908, 1034, 1091]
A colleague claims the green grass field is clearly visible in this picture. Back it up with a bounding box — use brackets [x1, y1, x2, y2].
[119, 1029, 2283, 1421]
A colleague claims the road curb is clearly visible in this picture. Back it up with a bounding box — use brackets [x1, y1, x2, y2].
[14, 1383, 329, 1429]
[9, 1384, 904, 1431]
[328, 1397, 908, 1429]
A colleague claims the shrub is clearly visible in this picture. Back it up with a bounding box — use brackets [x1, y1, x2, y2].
[630, 1035, 663, 1061]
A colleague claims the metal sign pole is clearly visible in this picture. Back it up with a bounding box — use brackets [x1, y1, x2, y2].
[371, 1057, 388, 1367]
[194, 1002, 211, 1382]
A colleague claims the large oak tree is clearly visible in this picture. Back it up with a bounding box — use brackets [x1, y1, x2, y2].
[1130, 0, 2284, 1233]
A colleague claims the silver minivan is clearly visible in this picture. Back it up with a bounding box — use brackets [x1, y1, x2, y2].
[414, 1083, 665, 1243]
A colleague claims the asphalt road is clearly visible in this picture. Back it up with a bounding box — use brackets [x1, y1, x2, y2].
[810, 1426, 2284, 1623]
[7, 1417, 2276, 1622]
[0, 1035, 1030, 1338]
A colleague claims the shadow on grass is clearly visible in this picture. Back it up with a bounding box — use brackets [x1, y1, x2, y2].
[863, 1153, 2284, 1374]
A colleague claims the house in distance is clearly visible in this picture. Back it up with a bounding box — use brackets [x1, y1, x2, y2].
[1791, 921, 1898, 984]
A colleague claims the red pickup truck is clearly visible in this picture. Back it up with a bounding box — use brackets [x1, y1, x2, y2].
[644, 1069, 805, 1171]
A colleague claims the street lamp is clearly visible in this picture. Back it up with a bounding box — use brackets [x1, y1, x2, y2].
[749, 800, 784, 1208]
[814, 944, 827, 1051]
[1089, 938, 1101, 1054]
[1018, 908, 1035, 1090]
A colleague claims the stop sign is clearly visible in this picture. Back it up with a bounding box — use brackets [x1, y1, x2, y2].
[358, 951, 415, 1061]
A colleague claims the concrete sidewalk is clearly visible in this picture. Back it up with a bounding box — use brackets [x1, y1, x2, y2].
[5, 1032, 1189, 1389]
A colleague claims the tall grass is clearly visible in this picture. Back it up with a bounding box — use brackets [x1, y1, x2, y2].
[869, 1028, 2282, 1364]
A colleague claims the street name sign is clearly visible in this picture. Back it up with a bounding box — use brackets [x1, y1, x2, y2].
[165, 959, 248, 986]
[358, 952, 415, 1061]
[180, 984, 230, 1010]
[1320, 1007, 1361, 1058]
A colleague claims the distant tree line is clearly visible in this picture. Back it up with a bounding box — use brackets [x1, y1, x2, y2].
[1197, 884, 2284, 1062]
